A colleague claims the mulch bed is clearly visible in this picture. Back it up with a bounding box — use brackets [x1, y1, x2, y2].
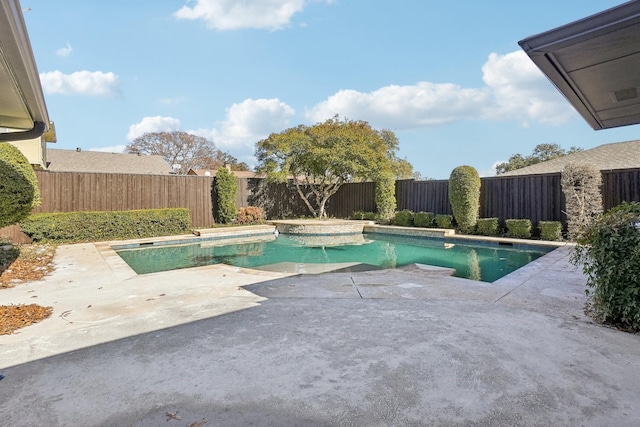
[1, 244, 57, 334]
[0, 304, 53, 335]
[1, 244, 56, 288]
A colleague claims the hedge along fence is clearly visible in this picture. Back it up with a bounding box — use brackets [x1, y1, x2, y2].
[20, 208, 191, 243]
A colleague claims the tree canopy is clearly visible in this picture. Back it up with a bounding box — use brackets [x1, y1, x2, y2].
[495, 143, 583, 175]
[125, 131, 248, 174]
[255, 116, 413, 218]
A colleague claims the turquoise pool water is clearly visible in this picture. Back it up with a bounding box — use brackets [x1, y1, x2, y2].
[115, 233, 554, 282]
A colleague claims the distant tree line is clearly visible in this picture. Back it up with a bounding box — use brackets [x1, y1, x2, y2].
[495, 143, 583, 175]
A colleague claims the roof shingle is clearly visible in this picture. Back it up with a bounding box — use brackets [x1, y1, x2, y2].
[46, 149, 172, 175]
[500, 140, 640, 176]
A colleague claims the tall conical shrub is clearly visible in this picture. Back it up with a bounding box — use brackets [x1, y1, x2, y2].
[448, 165, 481, 233]
[213, 167, 237, 224]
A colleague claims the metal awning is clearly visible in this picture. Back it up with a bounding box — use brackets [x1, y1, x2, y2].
[519, 1, 640, 130]
[0, 0, 49, 137]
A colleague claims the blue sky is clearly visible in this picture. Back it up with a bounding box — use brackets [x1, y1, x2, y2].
[22, 0, 640, 178]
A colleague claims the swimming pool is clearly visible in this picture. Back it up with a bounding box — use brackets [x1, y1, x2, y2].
[114, 232, 554, 282]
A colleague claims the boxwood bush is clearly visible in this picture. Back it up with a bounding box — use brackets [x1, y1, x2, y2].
[539, 221, 563, 241]
[20, 208, 191, 243]
[505, 219, 532, 239]
[351, 211, 378, 221]
[413, 212, 435, 228]
[0, 143, 41, 228]
[435, 214, 453, 229]
[476, 218, 499, 236]
[572, 202, 640, 332]
[393, 210, 414, 227]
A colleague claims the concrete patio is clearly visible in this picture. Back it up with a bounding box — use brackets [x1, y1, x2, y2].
[0, 239, 639, 426]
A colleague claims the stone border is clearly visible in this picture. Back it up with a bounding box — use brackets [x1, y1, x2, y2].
[270, 219, 372, 235]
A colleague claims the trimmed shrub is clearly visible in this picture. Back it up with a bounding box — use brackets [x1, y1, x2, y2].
[236, 206, 265, 225]
[393, 210, 414, 227]
[539, 221, 563, 241]
[375, 171, 396, 221]
[476, 218, 499, 236]
[413, 212, 435, 228]
[0, 143, 41, 228]
[213, 168, 238, 224]
[20, 208, 191, 243]
[505, 219, 532, 239]
[435, 214, 453, 229]
[572, 202, 640, 332]
[351, 211, 365, 220]
[448, 165, 481, 233]
[561, 162, 603, 240]
[352, 211, 377, 221]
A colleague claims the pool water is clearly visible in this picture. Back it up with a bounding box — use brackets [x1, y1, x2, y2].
[115, 233, 553, 282]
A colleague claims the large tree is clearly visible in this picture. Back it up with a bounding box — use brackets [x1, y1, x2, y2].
[125, 131, 248, 175]
[255, 116, 410, 218]
[495, 143, 583, 175]
[213, 151, 250, 171]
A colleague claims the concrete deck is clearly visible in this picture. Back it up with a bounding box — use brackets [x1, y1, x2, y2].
[1, 237, 639, 426]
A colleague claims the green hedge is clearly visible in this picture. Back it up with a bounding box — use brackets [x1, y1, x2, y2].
[435, 214, 453, 229]
[352, 211, 378, 221]
[573, 202, 640, 331]
[506, 219, 532, 239]
[0, 143, 41, 228]
[449, 165, 481, 233]
[214, 168, 238, 224]
[539, 221, 563, 241]
[20, 208, 191, 243]
[375, 171, 396, 221]
[476, 218, 499, 236]
[393, 210, 414, 227]
[413, 212, 435, 228]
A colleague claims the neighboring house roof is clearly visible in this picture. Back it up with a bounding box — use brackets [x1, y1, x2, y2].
[0, 0, 50, 141]
[519, 2, 640, 130]
[500, 140, 640, 176]
[46, 149, 173, 175]
[188, 168, 257, 178]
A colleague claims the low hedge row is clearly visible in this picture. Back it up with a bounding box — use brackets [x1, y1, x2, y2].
[354, 209, 564, 241]
[20, 208, 191, 243]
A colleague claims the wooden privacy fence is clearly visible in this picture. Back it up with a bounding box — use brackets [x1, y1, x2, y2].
[2, 167, 638, 243]
[602, 168, 640, 209]
[232, 179, 376, 218]
[241, 169, 640, 225]
[32, 171, 215, 227]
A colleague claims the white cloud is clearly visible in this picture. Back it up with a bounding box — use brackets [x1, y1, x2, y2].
[481, 51, 575, 125]
[89, 145, 126, 153]
[307, 83, 491, 129]
[306, 50, 575, 130]
[56, 42, 72, 58]
[190, 98, 295, 165]
[40, 70, 120, 96]
[126, 116, 182, 141]
[174, 0, 331, 31]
